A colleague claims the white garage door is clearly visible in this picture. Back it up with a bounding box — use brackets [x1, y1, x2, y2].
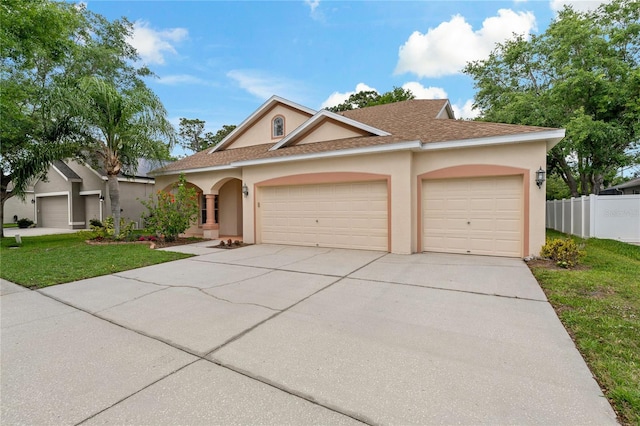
[259, 181, 388, 251]
[38, 196, 69, 228]
[422, 175, 523, 257]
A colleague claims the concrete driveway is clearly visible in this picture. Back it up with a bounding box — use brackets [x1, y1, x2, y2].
[1, 244, 617, 425]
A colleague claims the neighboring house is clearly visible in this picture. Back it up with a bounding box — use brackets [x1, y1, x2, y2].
[152, 96, 565, 258]
[4, 159, 158, 229]
[600, 177, 640, 195]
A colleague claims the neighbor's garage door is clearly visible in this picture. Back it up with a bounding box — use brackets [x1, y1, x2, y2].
[422, 175, 523, 257]
[38, 196, 68, 228]
[259, 181, 388, 251]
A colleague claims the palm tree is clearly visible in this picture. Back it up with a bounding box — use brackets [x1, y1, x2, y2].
[80, 77, 175, 236]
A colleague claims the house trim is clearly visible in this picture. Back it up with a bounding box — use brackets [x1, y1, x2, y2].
[416, 164, 530, 256]
[420, 129, 565, 152]
[79, 190, 103, 196]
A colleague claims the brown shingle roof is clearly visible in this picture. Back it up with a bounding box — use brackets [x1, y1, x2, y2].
[156, 99, 560, 174]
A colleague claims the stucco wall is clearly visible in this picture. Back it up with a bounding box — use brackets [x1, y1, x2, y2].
[219, 179, 242, 236]
[4, 193, 36, 222]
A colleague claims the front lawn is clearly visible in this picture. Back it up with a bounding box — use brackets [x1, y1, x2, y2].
[0, 232, 191, 287]
[529, 230, 640, 425]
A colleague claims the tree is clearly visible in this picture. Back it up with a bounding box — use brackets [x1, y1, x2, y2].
[463, 0, 639, 196]
[208, 124, 237, 147]
[178, 119, 236, 154]
[79, 77, 175, 237]
[327, 86, 415, 112]
[0, 0, 150, 237]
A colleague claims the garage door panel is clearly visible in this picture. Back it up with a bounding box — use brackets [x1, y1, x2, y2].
[260, 181, 388, 251]
[38, 196, 68, 228]
[423, 175, 523, 257]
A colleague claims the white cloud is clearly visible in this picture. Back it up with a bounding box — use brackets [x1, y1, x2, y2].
[401, 82, 448, 99]
[305, 0, 320, 13]
[305, 0, 324, 21]
[320, 83, 378, 109]
[227, 69, 306, 100]
[451, 99, 480, 120]
[395, 9, 536, 78]
[550, 0, 610, 12]
[128, 20, 188, 65]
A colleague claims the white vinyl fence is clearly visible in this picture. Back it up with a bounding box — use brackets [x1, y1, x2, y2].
[546, 194, 640, 243]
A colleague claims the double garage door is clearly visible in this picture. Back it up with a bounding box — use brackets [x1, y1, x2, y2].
[422, 175, 523, 257]
[259, 181, 388, 251]
[257, 175, 523, 257]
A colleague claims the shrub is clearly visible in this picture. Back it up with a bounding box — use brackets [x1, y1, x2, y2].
[541, 237, 586, 268]
[90, 216, 136, 240]
[141, 173, 198, 242]
[16, 218, 34, 228]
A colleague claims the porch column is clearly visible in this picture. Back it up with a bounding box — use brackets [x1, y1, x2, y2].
[202, 193, 219, 239]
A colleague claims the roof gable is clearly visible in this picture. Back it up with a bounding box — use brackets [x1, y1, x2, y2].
[210, 95, 315, 153]
[269, 109, 391, 151]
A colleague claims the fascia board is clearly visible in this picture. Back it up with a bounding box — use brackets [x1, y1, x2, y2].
[209, 95, 317, 153]
[270, 110, 392, 151]
[420, 129, 566, 151]
[116, 177, 155, 184]
[150, 164, 237, 177]
[436, 100, 455, 119]
[235, 140, 422, 167]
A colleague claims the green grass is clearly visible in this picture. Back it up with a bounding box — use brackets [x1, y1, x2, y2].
[0, 232, 192, 288]
[3, 223, 18, 228]
[530, 230, 640, 425]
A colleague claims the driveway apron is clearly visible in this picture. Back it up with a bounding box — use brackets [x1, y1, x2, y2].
[1, 246, 617, 425]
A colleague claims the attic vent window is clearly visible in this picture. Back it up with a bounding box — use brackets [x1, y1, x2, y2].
[272, 116, 284, 138]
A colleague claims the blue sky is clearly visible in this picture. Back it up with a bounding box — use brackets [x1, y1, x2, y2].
[84, 0, 608, 156]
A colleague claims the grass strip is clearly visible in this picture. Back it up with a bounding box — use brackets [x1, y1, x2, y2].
[530, 230, 639, 425]
[1, 232, 191, 288]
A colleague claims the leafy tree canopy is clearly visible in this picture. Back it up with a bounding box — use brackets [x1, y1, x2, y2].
[0, 0, 166, 237]
[178, 119, 236, 154]
[463, 0, 639, 196]
[326, 86, 415, 112]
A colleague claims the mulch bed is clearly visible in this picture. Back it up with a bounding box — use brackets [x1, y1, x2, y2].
[86, 237, 206, 249]
[525, 258, 591, 271]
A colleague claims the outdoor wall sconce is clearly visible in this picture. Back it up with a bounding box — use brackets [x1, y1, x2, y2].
[99, 195, 105, 201]
[535, 167, 546, 188]
[30, 199, 35, 204]
[242, 183, 249, 197]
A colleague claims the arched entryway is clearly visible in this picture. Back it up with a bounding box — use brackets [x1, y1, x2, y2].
[204, 177, 243, 239]
[218, 178, 243, 237]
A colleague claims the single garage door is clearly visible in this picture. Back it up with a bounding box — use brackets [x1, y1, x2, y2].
[38, 195, 69, 228]
[422, 175, 523, 257]
[259, 181, 388, 251]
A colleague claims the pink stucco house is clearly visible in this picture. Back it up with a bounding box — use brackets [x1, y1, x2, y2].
[152, 96, 564, 257]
